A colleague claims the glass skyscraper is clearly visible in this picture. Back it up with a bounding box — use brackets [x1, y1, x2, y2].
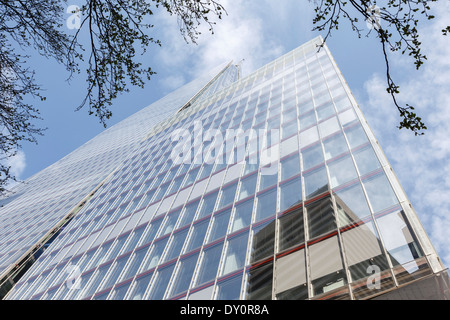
[1, 36, 448, 300]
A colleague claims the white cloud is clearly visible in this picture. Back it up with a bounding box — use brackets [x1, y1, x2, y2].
[362, 1, 450, 268]
[6, 150, 26, 181]
[153, 0, 312, 87]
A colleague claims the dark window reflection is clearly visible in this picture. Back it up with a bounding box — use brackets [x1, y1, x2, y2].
[279, 208, 304, 251]
[246, 262, 273, 300]
[276, 284, 308, 300]
[307, 195, 336, 239]
[250, 220, 275, 263]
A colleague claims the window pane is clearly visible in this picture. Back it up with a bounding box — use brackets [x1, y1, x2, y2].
[148, 263, 175, 299]
[307, 196, 336, 239]
[363, 172, 398, 213]
[218, 183, 237, 209]
[121, 246, 149, 281]
[280, 177, 302, 213]
[232, 199, 254, 232]
[198, 191, 219, 219]
[283, 107, 297, 122]
[251, 221, 275, 263]
[222, 232, 249, 275]
[182, 167, 200, 188]
[376, 210, 423, 266]
[109, 282, 132, 300]
[319, 116, 340, 138]
[170, 252, 199, 297]
[81, 263, 111, 298]
[244, 156, 259, 175]
[179, 200, 200, 227]
[255, 188, 277, 222]
[101, 255, 129, 291]
[353, 144, 380, 176]
[276, 284, 308, 300]
[304, 165, 328, 199]
[196, 243, 224, 285]
[143, 237, 169, 270]
[185, 220, 209, 252]
[311, 270, 347, 297]
[275, 249, 307, 296]
[208, 209, 232, 243]
[159, 209, 181, 237]
[259, 171, 277, 191]
[345, 123, 368, 149]
[301, 142, 323, 170]
[128, 272, 153, 300]
[316, 102, 335, 122]
[198, 164, 213, 180]
[281, 154, 300, 181]
[282, 120, 298, 139]
[341, 220, 389, 282]
[323, 132, 348, 160]
[299, 110, 316, 129]
[309, 236, 346, 295]
[238, 174, 257, 200]
[327, 154, 358, 188]
[122, 226, 145, 254]
[217, 273, 243, 300]
[334, 95, 352, 112]
[168, 175, 184, 194]
[141, 218, 163, 245]
[334, 182, 371, 225]
[163, 228, 189, 263]
[154, 182, 170, 202]
[278, 208, 304, 251]
[245, 262, 273, 300]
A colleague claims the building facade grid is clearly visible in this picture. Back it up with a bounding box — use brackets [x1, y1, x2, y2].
[4, 37, 444, 300]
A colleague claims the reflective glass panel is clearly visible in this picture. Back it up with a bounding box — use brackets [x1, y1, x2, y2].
[327, 154, 358, 188]
[238, 174, 257, 200]
[307, 196, 336, 239]
[376, 210, 423, 266]
[245, 262, 273, 300]
[281, 154, 300, 181]
[208, 208, 232, 243]
[255, 188, 277, 222]
[363, 172, 398, 213]
[185, 219, 209, 253]
[217, 273, 243, 300]
[218, 183, 237, 209]
[353, 144, 381, 176]
[301, 142, 323, 170]
[251, 220, 275, 263]
[304, 165, 328, 199]
[232, 199, 254, 232]
[170, 252, 199, 297]
[179, 200, 200, 227]
[323, 132, 348, 160]
[222, 231, 249, 275]
[280, 177, 302, 213]
[196, 243, 224, 285]
[334, 182, 371, 225]
[197, 191, 219, 219]
[278, 208, 304, 251]
[148, 263, 175, 299]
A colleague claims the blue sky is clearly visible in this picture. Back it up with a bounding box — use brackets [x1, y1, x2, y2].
[10, 1, 450, 268]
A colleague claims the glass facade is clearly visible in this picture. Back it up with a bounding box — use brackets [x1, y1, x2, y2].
[1, 37, 447, 300]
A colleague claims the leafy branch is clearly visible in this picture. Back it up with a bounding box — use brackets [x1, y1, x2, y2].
[310, 0, 442, 135]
